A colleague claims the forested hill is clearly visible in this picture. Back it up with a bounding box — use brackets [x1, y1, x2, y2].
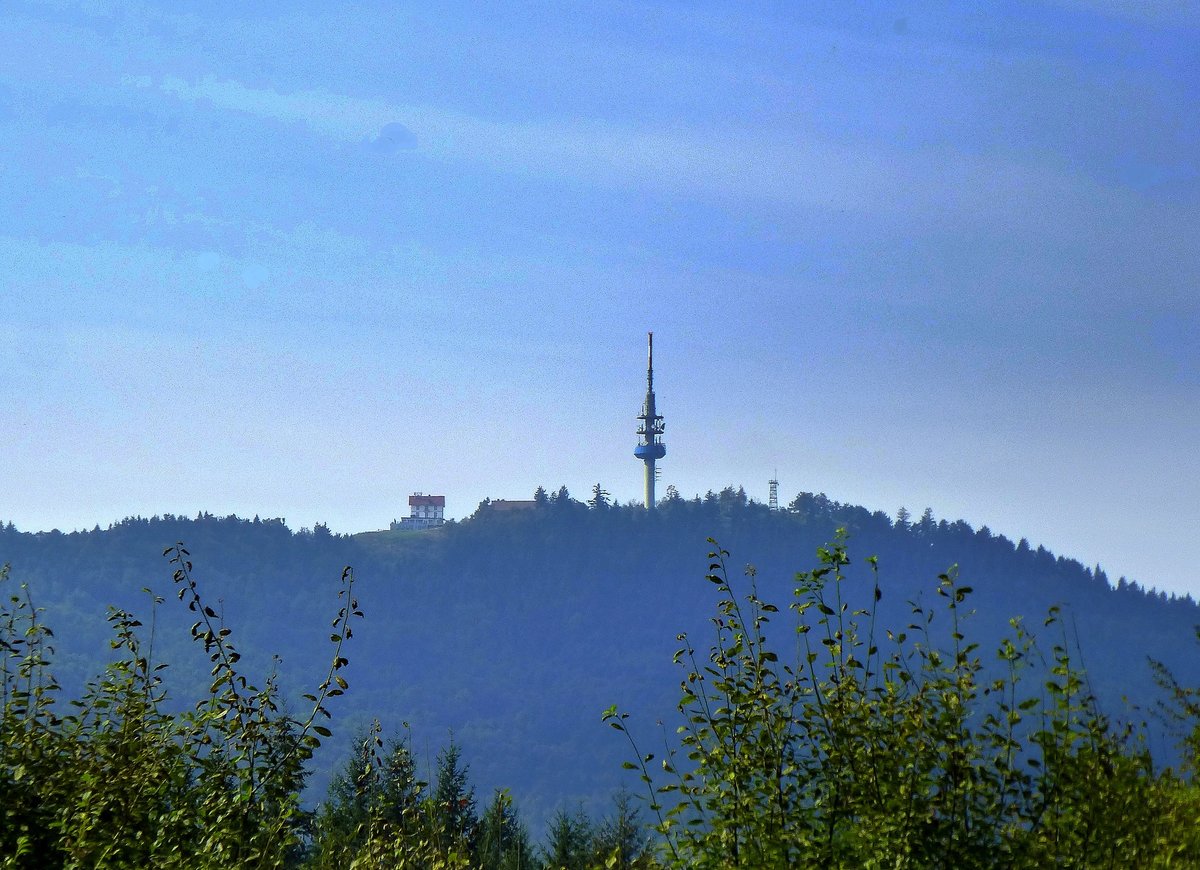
[2, 488, 1197, 826]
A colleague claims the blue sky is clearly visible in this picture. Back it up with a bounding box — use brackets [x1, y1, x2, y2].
[1, 1, 1197, 594]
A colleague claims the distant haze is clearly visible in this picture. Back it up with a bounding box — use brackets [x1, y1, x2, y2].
[1, 2, 1196, 594]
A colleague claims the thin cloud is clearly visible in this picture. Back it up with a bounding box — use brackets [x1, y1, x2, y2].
[149, 74, 1167, 246]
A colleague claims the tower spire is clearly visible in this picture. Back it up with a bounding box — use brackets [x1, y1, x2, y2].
[648, 331, 655, 390]
[634, 331, 666, 510]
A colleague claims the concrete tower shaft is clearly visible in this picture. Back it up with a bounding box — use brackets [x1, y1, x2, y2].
[634, 332, 666, 509]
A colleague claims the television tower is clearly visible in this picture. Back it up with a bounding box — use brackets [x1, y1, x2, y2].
[634, 332, 666, 510]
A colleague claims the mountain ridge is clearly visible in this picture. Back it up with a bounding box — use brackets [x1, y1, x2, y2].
[1, 488, 1196, 828]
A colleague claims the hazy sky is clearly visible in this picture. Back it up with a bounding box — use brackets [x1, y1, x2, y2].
[2, 1, 1197, 594]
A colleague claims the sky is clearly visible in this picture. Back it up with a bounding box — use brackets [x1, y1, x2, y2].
[1, 1, 1197, 594]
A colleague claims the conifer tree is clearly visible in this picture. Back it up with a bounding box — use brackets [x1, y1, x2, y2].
[476, 789, 536, 870]
[541, 806, 592, 870]
[433, 737, 478, 856]
[591, 789, 651, 869]
[589, 484, 611, 509]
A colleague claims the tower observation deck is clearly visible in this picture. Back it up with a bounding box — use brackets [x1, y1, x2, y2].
[634, 332, 666, 510]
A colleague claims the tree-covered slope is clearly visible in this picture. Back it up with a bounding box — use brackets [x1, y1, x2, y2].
[1, 488, 1196, 826]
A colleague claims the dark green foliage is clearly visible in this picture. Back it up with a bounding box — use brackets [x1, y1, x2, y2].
[306, 729, 542, 868]
[433, 736, 479, 853]
[589, 789, 653, 869]
[608, 533, 1200, 867]
[305, 720, 473, 868]
[0, 551, 361, 868]
[477, 789, 537, 870]
[537, 792, 653, 870]
[541, 805, 593, 870]
[307, 725, 428, 867]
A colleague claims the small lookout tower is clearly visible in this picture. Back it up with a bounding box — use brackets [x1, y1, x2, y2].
[634, 332, 666, 510]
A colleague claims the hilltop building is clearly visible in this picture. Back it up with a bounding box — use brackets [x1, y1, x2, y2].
[487, 499, 537, 512]
[391, 493, 446, 531]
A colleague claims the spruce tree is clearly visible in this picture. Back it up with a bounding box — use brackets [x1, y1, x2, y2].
[433, 737, 478, 856]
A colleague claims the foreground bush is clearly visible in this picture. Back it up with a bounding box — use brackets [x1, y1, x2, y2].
[0, 546, 363, 869]
[609, 532, 1200, 868]
[8, 532, 1200, 868]
[0, 547, 629, 870]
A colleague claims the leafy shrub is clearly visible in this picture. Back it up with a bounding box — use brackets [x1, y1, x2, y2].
[0, 546, 361, 869]
[608, 532, 1200, 868]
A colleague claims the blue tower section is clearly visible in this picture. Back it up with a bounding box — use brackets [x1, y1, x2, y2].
[635, 332, 666, 509]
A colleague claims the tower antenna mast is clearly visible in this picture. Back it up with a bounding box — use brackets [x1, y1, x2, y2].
[634, 332, 666, 510]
